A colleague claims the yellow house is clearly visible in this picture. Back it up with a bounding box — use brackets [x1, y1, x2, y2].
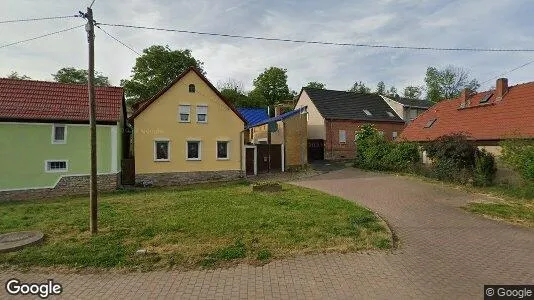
[131, 67, 246, 185]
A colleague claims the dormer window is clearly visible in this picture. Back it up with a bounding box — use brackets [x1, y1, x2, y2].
[363, 109, 372, 116]
[386, 111, 395, 118]
[188, 84, 196, 93]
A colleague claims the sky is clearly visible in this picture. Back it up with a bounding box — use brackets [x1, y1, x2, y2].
[1, 0, 534, 95]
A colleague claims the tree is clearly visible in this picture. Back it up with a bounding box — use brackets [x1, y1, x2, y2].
[386, 86, 398, 97]
[217, 79, 254, 107]
[249, 67, 292, 106]
[305, 81, 326, 89]
[348, 81, 371, 93]
[7, 71, 31, 80]
[425, 66, 480, 102]
[121, 45, 205, 105]
[52, 67, 110, 86]
[403, 86, 424, 99]
[375, 81, 386, 94]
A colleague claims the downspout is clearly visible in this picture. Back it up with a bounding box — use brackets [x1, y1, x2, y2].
[329, 118, 333, 160]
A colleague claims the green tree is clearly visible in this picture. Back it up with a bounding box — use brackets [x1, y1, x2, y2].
[403, 86, 424, 99]
[386, 86, 398, 97]
[425, 66, 480, 102]
[52, 67, 110, 86]
[249, 67, 291, 106]
[121, 45, 205, 105]
[217, 79, 255, 107]
[348, 81, 371, 93]
[7, 71, 31, 80]
[305, 81, 326, 89]
[375, 81, 386, 94]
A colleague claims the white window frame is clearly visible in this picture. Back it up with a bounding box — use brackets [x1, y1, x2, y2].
[186, 140, 202, 161]
[339, 130, 347, 143]
[196, 105, 208, 123]
[44, 160, 68, 173]
[392, 131, 398, 139]
[178, 105, 191, 123]
[51, 124, 67, 144]
[216, 140, 230, 160]
[153, 139, 171, 162]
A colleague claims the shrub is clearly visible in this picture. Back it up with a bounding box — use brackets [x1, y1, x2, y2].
[500, 139, 534, 181]
[424, 134, 477, 169]
[355, 124, 420, 172]
[473, 150, 497, 187]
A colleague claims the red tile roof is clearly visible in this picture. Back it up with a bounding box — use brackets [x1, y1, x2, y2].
[0, 78, 124, 122]
[400, 81, 534, 141]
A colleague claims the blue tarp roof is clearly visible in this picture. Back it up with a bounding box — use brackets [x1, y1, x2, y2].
[237, 108, 269, 125]
[246, 106, 307, 129]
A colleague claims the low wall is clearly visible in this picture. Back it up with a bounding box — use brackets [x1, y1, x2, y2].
[0, 174, 119, 202]
[136, 170, 244, 187]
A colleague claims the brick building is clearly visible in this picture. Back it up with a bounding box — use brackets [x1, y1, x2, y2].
[295, 88, 406, 160]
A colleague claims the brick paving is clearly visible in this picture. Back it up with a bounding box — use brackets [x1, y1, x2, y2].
[1, 168, 533, 299]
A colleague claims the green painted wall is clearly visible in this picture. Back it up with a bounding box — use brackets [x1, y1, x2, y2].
[0, 123, 119, 190]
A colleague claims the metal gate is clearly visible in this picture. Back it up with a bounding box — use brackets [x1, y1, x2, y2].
[307, 139, 324, 161]
[256, 144, 282, 173]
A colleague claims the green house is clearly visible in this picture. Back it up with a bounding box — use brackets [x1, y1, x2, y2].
[0, 78, 129, 201]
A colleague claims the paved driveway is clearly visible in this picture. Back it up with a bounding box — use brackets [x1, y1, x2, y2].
[1, 169, 533, 299]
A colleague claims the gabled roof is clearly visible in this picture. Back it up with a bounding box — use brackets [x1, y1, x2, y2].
[400, 81, 534, 141]
[246, 106, 307, 129]
[131, 67, 246, 123]
[237, 107, 269, 125]
[386, 96, 434, 108]
[302, 87, 404, 123]
[0, 78, 123, 122]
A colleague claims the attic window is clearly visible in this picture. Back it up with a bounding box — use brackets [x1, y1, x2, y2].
[386, 111, 395, 118]
[363, 109, 372, 116]
[479, 93, 492, 104]
[424, 118, 437, 128]
[188, 84, 196, 93]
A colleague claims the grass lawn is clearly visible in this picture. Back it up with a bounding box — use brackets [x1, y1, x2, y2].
[0, 181, 391, 271]
[465, 184, 534, 228]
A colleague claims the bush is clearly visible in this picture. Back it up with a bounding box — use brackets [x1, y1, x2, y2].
[423, 134, 496, 186]
[355, 124, 420, 172]
[474, 150, 497, 187]
[500, 139, 534, 181]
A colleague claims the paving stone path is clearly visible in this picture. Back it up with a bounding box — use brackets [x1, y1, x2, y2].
[1, 168, 533, 299]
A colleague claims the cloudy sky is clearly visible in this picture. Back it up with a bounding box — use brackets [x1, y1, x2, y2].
[1, 0, 533, 94]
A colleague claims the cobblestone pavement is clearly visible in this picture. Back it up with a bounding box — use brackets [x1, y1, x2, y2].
[1, 168, 533, 299]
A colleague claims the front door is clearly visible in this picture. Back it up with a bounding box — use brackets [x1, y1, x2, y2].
[246, 148, 255, 175]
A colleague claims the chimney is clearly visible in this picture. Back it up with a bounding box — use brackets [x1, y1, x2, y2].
[495, 78, 508, 101]
[274, 105, 281, 117]
[460, 88, 471, 108]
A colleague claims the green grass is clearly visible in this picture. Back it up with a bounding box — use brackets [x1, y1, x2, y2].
[0, 181, 390, 271]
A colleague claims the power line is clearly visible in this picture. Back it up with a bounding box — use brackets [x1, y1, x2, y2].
[0, 24, 85, 49]
[480, 59, 534, 87]
[98, 22, 534, 53]
[96, 25, 141, 55]
[0, 15, 79, 24]
[89, 0, 97, 8]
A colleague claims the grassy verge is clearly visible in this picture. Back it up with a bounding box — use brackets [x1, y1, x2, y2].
[0, 181, 391, 271]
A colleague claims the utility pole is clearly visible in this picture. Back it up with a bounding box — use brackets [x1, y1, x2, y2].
[83, 6, 98, 234]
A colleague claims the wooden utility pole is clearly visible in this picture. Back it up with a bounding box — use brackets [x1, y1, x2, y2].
[84, 7, 98, 234]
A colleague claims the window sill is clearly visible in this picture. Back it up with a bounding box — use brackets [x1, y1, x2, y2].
[217, 158, 230, 160]
[154, 159, 170, 162]
[179, 121, 191, 123]
[196, 121, 208, 124]
[52, 141, 66, 144]
[186, 158, 201, 161]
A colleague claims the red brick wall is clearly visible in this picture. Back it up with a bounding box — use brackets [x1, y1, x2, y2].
[324, 120, 406, 160]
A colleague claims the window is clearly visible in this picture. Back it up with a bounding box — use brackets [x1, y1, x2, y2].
[392, 131, 398, 140]
[52, 124, 66, 144]
[179, 105, 191, 122]
[386, 111, 395, 118]
[188, 84, 196, 93]
[154, 140, 170, 161]
[187, 141, 201, 160]
[45, 160, 68, 172]
[409, 109, 418, 120]
[424, 118, 437, 128]
[339, 130, 347, 143]
[480, 93, 492, 104]
[217, 141, 229, 159]
[363, 109, 372, 116]
[196, 105, 208, 123]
